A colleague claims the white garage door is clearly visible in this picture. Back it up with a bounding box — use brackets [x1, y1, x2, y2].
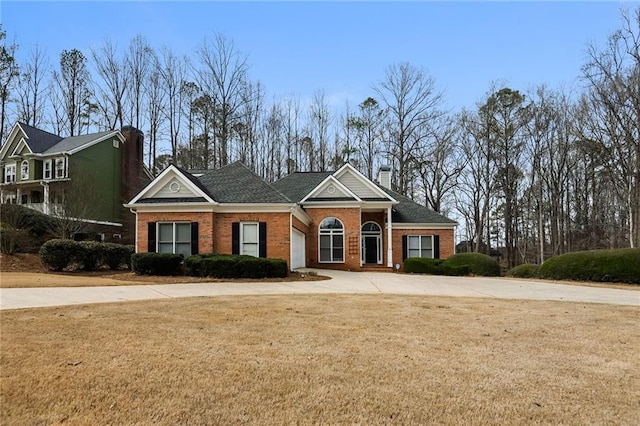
[291, 229, 306, 269]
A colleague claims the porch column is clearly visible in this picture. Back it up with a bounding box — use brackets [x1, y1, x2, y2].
[16, 188, 21, 204]
[387, 206, 393, 267]
[42, 183, 50, 215]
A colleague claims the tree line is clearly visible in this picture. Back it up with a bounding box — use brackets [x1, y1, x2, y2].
[1, 8, 639, 267]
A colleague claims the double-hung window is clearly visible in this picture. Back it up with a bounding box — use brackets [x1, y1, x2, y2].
[407, 235, 433, 258]
[21, 160, 29, 180]
[157, 222, 192, 256]
[319, 217, 344, 263]
[4, 164, 16, 182]
[240, 222, 259, 257]
[55, 158, 65, 178]
[44, 160, 52, 180]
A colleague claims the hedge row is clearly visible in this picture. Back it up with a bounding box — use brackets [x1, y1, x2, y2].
[404, 252, 499, 277]
[131, 253, 185, 276]
[39, 239, 134, 272]
[130, 253, 289, 278]
[536, 248, 640, 284]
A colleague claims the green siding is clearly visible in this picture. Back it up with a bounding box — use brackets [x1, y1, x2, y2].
[68, 136, 123, 223]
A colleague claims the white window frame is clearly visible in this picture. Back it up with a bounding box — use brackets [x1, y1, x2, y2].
[318, 217, 344, 263]
[407, 235, 434, 259]
[55, 158, 66, 178]
[240, 222, 260, 257]
[21, 160, 29, 180]
[44, 160, 52, 180]
[4, 164, 16, 183]
[157, 222, 192, 256]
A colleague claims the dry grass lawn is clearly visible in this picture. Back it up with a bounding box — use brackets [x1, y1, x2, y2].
[1, 295, 638, 425]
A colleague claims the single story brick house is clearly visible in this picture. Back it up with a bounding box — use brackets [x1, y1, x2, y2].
[125, 161, 457, 271]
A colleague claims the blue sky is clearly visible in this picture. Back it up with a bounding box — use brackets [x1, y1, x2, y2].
[1, 1, 628, 111]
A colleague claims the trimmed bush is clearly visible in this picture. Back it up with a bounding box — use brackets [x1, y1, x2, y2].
[40, 239, 134, 271]
[537, 248, 640, 284]
[103, 243, 135, 270]
[506, 263, 540, 278]
[404, 258, 444, 274]
[76, 241, 105, 271]
[39, 239, 83, 271]
[184, 254, 288, 279]
[441, 253, 500, 277]
[441, 264, 471, 276]
[131, 253, 184, 276]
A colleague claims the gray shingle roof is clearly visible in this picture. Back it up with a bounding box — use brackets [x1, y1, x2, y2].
[196, 161, 291, 203]
[271, 171, 332, 202]
[379, 185, 457, 224]
[18, 122, 63, 153]
[273, 169, 456, 224]
[42, 131, 115, 154]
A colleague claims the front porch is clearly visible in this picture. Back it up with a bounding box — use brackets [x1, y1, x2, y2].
[0, 181, 65, 216]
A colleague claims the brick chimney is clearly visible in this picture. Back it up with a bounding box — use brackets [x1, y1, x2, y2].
[120, 125, 147, 203]
[377, 165, 391, 189]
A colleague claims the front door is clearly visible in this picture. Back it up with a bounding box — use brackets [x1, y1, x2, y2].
[364, 236, 378, 264]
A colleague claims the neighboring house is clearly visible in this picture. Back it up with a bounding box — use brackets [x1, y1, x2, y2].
[125, 161, 457, 271]
[0, 122, 150, 242]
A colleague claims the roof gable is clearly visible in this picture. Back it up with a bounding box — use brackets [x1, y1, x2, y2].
[334, 163, 396, 201]
[128, 165, 216, 204]
[271, 171, 332, 202]
[301, 175, 361, 202]
[11, 139, 32, 156]
[1, 123, 64, 159]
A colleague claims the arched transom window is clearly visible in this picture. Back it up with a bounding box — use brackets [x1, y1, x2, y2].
[21, 160, 29, 180]
[319, 217, 344, 263]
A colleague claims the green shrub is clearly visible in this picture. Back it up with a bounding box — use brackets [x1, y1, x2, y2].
[442, 253, 500, 277]
[77, 241, 105, 271]
[537, 248, 640, 284]
[131, 253, 184, 276]
[404, 258, 444, 274]
[103, 243, 135, 270]
[441, 264, 470, 276]
[506, 263, 540, 278]
[0, 227, 30, 254]
[39, 239, 82, 271]
[184, 254, 204, 276]
[185, 254, 288, 279]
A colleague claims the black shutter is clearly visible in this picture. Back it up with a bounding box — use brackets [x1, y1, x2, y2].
[259, 222, 267, 258]
[232, 222, 240, 255]
[434, 235, 440, 259]
[148, 222, 156, 253]
[402, 235, 407, 261]
[191, 222, 199, 255]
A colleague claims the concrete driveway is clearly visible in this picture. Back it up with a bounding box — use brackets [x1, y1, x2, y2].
[1, 269, 638, 310]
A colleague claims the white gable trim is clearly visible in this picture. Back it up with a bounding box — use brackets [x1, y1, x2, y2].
[300, 175, 362, 203]
[334, 163, 397, 202]
[128, 164, 216, 204]
[67, 131, 126, 154]
[0, 123, 24, 159]
[10, 138, 32, 157]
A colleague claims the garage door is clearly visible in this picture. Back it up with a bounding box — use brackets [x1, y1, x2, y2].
[291, 229, 306, 269]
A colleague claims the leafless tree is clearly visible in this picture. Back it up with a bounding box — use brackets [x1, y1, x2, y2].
[91, 38, 129, 130]
[126, 35, 152, 130]
[52, 49, 90, 136]
[158, 46, 187, 163]
[582, 6, 640, 247]
[15, 44, 49, 127]
[308, 90, 331, 171]
[195, 33, 248, 166]
[0, 25, 19, 141]
[374, 62, 444, 195]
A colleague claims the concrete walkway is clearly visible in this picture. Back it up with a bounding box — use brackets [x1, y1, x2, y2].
[1, 269, 638, 310]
